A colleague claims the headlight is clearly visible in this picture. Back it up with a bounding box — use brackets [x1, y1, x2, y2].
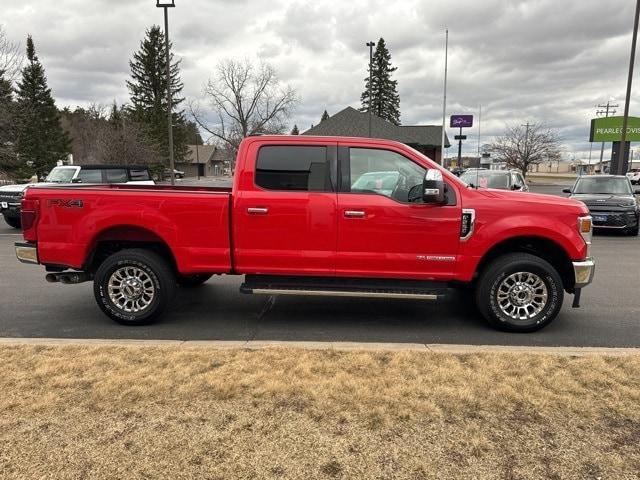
[578, 215, 592, 256]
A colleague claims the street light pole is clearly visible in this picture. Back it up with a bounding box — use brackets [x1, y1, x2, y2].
[366, 41, 375, 138]
[157, 0, 176, 186]
[619, 0, 640, 175]
[440, 29, 449, 166]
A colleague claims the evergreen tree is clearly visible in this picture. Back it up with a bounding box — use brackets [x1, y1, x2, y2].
[15, 36, 70, 177]
[359, 38, 401, 125]
[290, 124, 299, 135]
[126, 25, 188, 164]
[320, 110, 329, 122]
[0, 69, 18, 172]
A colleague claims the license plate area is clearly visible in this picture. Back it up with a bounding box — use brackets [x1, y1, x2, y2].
[593, 214, 608, 223]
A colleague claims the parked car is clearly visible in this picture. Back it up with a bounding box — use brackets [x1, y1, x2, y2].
[15, 135, 595, 332]
[0, 165, 153, 229]
[459, 169, 529, 191]
[563, 175, 639, 236]
[627, 169, 640, 185]
[163, 168, 185, 179]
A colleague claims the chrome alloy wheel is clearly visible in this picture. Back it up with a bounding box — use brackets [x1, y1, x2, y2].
[107, 266, 155, 313]
[496, 272, 548, 321]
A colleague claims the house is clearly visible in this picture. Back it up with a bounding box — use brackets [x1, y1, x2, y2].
[303, 107, 450, 163]
[180, 145, 232, 177]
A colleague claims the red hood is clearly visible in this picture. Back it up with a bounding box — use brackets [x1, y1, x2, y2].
[474, 188, 589, 213]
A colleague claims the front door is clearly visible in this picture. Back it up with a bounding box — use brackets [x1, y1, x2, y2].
[336, 144, 462, 280]
[233, 142, 338, 276]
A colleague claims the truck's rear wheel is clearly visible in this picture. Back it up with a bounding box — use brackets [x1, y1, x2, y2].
[476, 253, 563, 332]
[93, 249, 176, 325]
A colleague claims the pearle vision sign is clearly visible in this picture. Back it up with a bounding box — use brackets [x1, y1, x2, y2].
[589, 116, 640, 142]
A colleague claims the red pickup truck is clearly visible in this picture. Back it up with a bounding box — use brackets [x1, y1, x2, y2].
[15, 135, 595, 332]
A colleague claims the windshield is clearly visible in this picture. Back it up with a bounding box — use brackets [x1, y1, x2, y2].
[460, 170, 510, 189]
[45, 167, 77, 183]
[573, 177, 632, 195]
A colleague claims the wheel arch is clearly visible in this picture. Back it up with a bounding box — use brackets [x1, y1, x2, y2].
[84, 225, 178, 274]
[474, 235, 575, 292]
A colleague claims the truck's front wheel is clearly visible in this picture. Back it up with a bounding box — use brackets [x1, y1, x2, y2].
[93, 249, 176, 325]
[476, 253, 564, 332]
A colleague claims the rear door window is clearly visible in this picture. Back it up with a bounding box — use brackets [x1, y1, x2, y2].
[77, 169, 103, 183]
[255, 146, 331, 191]
[104, 169, 128, 183]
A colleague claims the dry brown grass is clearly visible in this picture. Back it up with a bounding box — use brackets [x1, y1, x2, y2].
[1, 345, 639, 479]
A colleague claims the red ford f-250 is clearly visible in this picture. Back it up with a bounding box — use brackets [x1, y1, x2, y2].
[15, 136, 595, 332]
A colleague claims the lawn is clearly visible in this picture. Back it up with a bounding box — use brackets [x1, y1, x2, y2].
[1, 345, 639, 479]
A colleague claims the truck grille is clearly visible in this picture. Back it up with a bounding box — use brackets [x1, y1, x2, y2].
[591, 211, 636, 228]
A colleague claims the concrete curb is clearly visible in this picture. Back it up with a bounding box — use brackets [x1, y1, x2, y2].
[0, 337, 638, 356]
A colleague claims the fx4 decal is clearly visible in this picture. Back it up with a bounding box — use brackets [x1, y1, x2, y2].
[47, 199, 84, 208]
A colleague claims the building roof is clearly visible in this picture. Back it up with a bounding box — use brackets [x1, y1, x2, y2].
[303, 107, 450, 148]
[184, 145, 216, 164]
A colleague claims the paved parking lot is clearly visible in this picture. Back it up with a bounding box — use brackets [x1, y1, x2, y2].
[0, 183, 638, 346]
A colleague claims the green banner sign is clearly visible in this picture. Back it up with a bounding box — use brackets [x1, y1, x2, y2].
[590, 116, 640, 142]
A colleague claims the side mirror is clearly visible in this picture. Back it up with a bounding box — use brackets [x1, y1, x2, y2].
[562, 188, 572, 194]
[511, 184, 522, 191]
[634, 189, 640, 195]
[423, 169, 446, 204]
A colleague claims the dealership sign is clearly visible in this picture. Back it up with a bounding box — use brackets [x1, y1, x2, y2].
[589, 116, 640, 142]
[450, 115, 473, 128]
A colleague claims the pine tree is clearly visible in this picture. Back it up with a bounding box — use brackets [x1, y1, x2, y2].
[0, 69, 18, 171]
[360, 38, 401, 125]
[320, 110, 329, 122]
[126, 25, 188, 164]
[15, 36, 71, 177]
[290, 124, 299, 135]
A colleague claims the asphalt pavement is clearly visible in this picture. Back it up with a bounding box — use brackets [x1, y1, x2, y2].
[1, 182, 638, 347]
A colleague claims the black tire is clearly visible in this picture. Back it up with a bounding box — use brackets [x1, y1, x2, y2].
[475, 253, 564, 333]
[93, 248, 176, 325]
[3, 215, 21, 229]
[177, 273, 212, 287]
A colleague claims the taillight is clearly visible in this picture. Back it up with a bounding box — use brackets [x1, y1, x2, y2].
[21, 198, 39, 241]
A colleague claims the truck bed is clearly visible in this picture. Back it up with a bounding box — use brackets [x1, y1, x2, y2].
[26, 183, 233, 274]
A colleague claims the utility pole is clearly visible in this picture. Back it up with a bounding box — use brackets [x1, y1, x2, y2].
[195, 132, 200, 180]
[366, 41, 375, 138]
[157, 0, 176, 186]
[477, 104, 482, 167]
[440, 29, 449, 166]
[522, 122, 532, 174]
[596, 101, 618, 172]
[619, 0, 640, 175]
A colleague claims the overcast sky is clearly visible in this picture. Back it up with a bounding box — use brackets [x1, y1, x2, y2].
[2, 0, 639, 159]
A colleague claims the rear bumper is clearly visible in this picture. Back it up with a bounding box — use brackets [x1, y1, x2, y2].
[573, 257, 595, 288]
[15, 242, 38, 264]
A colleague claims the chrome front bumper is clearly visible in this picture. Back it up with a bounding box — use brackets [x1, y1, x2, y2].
[15, 242, 38, 264]
[573, 257, 595, 288]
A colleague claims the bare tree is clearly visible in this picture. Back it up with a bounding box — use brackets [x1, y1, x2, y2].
[487, 122, 562, 177]
[0, 26, 22, 82]
[192, 59, 297, 162]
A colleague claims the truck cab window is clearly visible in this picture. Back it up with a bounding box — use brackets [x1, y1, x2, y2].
[77, 169, 103, 183]
[256, 146, 331, 191]
[104, 169, 128, 183]
[349, 148, 425, 202]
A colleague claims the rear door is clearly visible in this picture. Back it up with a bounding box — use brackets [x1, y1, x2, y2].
[233, 141, 338, 275]
[336, 143, 462, 280]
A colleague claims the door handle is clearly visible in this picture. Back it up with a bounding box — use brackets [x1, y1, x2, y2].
[344, 210, 366, 218]
[247, 207, 269, 215]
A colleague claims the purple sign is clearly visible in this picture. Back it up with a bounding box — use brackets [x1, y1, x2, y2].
[450, 115, 473, 128]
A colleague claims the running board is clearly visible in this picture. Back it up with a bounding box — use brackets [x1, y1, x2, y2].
[247, 287, 440, 300]
[240, 275, 449, 301]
